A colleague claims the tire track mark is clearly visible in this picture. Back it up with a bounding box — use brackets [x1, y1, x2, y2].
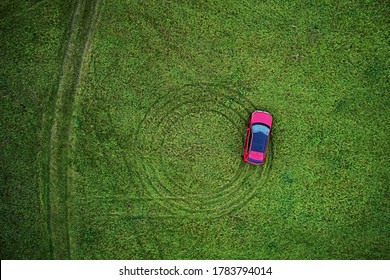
[41, 0, 101, 259]
[67, 0, 102, 259]
[104, 111, 156, 257]
[130, 84, 265, 218]
[39, 0, 80, 259]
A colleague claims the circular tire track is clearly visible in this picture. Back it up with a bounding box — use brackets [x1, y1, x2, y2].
[132, 84, 272, 218]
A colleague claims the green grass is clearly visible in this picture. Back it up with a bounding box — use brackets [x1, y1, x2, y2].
[1, 0, 389, 259]
[0, 0, 74, 258]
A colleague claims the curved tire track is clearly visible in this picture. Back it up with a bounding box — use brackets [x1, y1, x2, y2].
[40, 0, 101, 259]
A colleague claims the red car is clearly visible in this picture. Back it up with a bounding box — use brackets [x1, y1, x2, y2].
[243, 111, 273, 165]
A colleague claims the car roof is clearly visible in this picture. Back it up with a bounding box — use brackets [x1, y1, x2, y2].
[250, 124, 269, 153]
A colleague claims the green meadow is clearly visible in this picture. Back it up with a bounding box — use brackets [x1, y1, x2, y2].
[1, 0, 389, 259]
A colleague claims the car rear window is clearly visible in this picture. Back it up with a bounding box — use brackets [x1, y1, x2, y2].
[248, 157, 263, 164]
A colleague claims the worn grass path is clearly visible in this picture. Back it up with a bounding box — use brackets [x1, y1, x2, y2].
[40, 0, 101, 259]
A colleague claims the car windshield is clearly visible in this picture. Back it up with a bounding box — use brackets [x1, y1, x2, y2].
[251, 124, 270, 153]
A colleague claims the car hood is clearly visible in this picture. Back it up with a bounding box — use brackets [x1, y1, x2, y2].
[251, 111, 272, 127]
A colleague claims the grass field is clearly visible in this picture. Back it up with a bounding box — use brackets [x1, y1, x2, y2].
[1, 0, 389, 259]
